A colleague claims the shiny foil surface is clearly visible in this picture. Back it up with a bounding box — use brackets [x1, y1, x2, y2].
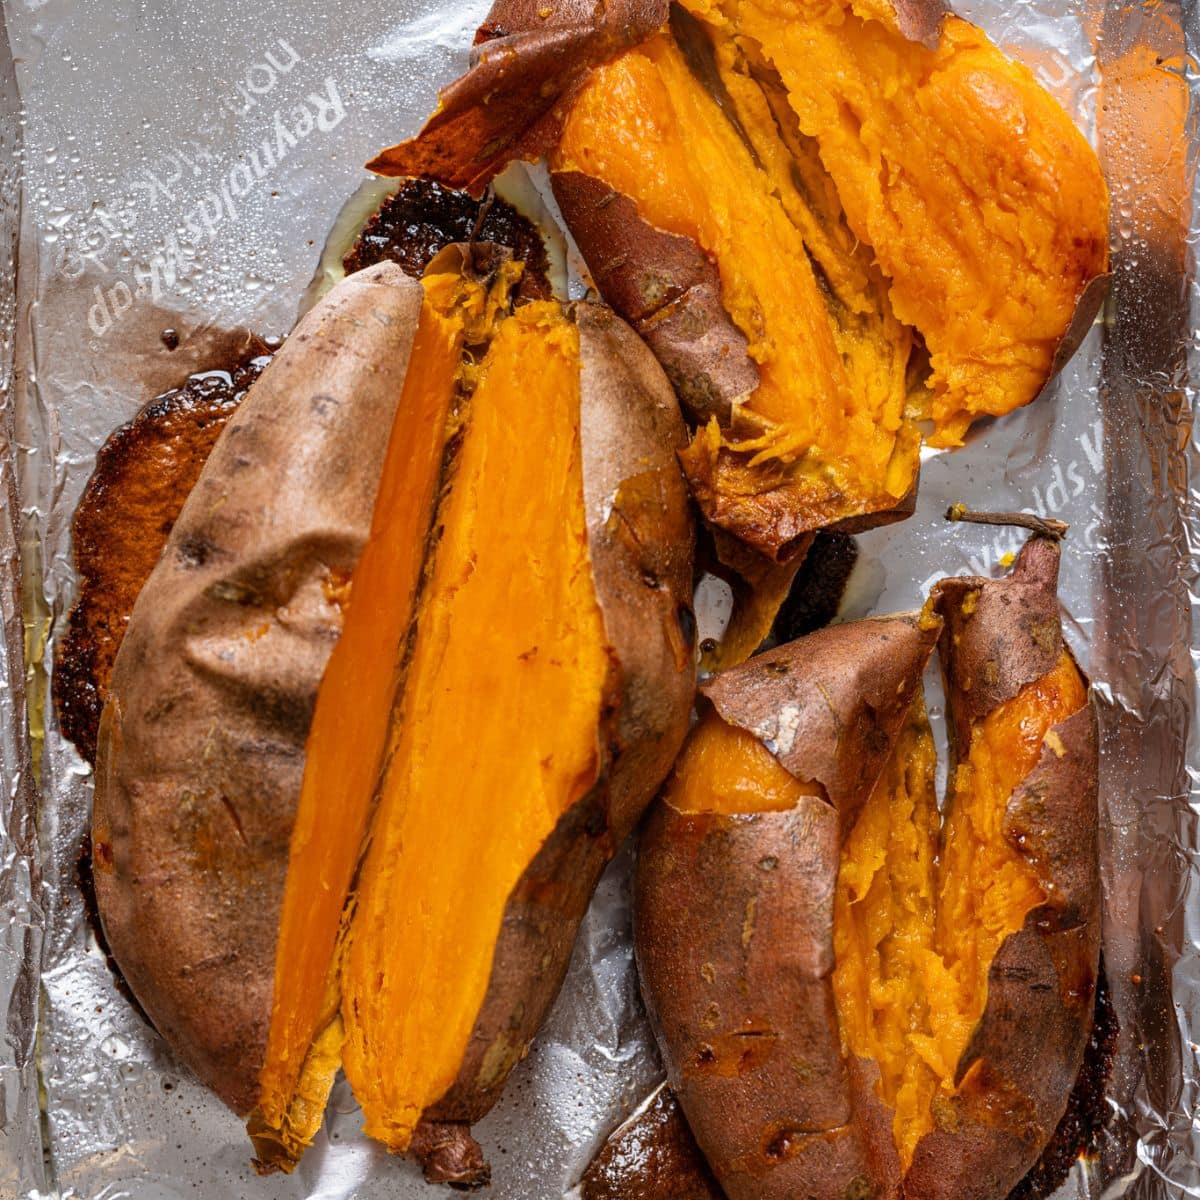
[0, 1, 1196, 1197]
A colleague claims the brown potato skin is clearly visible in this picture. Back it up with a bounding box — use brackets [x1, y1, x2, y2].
[552, 171, 757, 428]
[912, 537, 1101, 1200]
[92, 262, 426, 1115]
[367, 0, 668, 192]
[635, 615, 940, 1200]
[422, 301, 696, 1144]
[55, 343, 272, 764]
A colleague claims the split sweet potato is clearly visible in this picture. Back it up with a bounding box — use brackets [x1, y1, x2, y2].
[375, 0, 1109, 560]
[635, 533, 1100, 1200]
[85, 233, 693, 1184]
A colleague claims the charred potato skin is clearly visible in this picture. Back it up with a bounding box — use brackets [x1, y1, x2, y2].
[635, 616, 940, 1200]
[91, 263, 426, 1115]
[425, 302, 696, 1133]
[913, 537, 1101, 1200]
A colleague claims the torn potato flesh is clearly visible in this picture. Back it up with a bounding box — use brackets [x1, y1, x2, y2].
[253, 271, 612, 1162]
[678, 0, 1110, 446]
[554, 29, 920, 550]
[253, 267, 493, 1161]
[832, 652, 1088, 1171]
[666, 648, 1087, 1175]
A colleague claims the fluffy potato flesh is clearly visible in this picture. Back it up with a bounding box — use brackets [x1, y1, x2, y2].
[665, 651, 1085, 1172]
[833, 652, 1087, 1169]
[555, 31, 919, 540]
[254, 273, 610, 1160]
[678, 0, 1110, 446]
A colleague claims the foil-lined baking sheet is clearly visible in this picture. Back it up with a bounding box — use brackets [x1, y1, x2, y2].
[0, 0, 1195, 1196]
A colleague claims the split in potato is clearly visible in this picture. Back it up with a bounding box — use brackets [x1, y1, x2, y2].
[380, 0, 1109, 559]
[635, 534, 1100, 1200]
[239, 251, 695, 1178]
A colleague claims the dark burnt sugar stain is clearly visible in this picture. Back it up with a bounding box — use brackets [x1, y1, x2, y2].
[581, 1085, 724, 1200]
[770, 532, 859, 644]
[55, 347, 273, 765]
[343, 178, 552, 299]
[1008, 962, 1118, 1200]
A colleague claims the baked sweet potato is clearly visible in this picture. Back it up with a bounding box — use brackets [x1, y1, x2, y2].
[634, 533, 1099, 1200]
[374, 0, 1109, 558]
[85, 244, 694, 1191]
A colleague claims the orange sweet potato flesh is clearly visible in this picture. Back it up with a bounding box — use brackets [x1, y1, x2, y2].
[341, 303, 609, 1151]
[252, 275, 615, 1168]
[555, 28, 919, 554]
[665, 706, 820, 816]
[678, 0, 1110, 447]
[254, 268, 477, 1151]
[832, 653, 1088, 1172]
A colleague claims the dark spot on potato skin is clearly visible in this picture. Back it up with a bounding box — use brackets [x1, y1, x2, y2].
[676, 603, 698, 650]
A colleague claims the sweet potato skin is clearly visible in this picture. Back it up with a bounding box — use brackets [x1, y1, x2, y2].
[552, 171, 757, 427]
[367, 0, 668, 192]
[911, 538, 1101, 1200]
[55, 343, 272, 764]
[635, 616, 940, 1200]
[422, 301, 695, 1136]
[91, 263, 426, 1115]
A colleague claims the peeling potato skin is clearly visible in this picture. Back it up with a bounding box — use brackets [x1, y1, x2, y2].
[1045, 273, 1110, 389]
[91, 263, 426, 1116]
[702, 614, 940, 831]
[581, 1083, 724, 1200]
[933, 536, 1065, 737]
[635, 615, 939, 1200]
[915, 537, 1101, 1200]
[367, 0, 669, 193]
[424, 302, 696, 1136]
[552, 171, 758, 427]
[887, 0, 951, 47]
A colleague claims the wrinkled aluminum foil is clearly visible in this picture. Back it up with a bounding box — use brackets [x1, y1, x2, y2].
[0, 0, 1195, 1197]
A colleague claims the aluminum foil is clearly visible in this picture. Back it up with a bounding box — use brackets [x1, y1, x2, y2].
[0, 0, 1196, 1197]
